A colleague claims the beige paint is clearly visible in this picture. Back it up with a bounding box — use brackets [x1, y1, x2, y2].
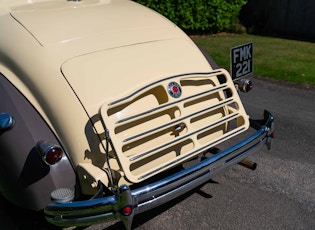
[101, 69, 249, 183]
[0, 0, 249, 189]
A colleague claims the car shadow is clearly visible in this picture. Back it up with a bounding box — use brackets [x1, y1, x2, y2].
[0, 194, 58, 230]
[132, 179, 217, 229]
[0, 179, 218, 230]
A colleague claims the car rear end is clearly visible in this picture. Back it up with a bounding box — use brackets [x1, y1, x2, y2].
[0, 1, 274, 229]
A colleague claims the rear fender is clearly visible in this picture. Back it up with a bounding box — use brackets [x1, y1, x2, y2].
[0, 73, 76, 211]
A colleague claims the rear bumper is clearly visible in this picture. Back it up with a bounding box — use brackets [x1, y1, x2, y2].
[45, 110, 274, 229]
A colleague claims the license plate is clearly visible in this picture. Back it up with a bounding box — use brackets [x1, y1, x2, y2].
[230, 42, 253, 80]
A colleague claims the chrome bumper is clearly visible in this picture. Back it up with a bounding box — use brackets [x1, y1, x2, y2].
[45, 110, 274, 229]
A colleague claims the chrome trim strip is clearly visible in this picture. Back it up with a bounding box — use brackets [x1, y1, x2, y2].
[45, 111, 274, 229]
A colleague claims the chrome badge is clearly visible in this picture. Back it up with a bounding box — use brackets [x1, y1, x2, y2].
[167, 82, 182, 98]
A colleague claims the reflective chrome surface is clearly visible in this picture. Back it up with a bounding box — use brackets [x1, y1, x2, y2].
[0, 113, 14, 132]
[45, 110, 274, 230]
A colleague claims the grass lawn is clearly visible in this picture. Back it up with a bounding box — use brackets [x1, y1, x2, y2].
[192, 33, 315, 86]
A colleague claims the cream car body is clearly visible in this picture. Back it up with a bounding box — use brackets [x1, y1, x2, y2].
[0, 0, 274, 229]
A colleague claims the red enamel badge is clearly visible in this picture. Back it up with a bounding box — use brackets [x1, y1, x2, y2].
[167, 82, 182, 98]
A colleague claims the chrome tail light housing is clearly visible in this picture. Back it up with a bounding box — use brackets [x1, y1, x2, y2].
[36, 141, 64, 165]
[235, 78, 253, 92]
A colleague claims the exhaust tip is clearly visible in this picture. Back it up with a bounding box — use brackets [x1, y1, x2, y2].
[238, 159, 257, 170]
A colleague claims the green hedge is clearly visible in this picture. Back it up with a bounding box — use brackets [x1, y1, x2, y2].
[133, 0, 247, 33]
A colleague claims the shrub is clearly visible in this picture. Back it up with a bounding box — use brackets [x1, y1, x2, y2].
[134, 0, 247, 33]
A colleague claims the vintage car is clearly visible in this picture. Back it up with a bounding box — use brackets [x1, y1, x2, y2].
[0, 0, 274, 229]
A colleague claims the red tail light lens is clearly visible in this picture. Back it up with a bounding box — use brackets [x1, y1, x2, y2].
[122, 206, 133, 216]
[36, 141, 64, 165]
[236, 79, 253, 92]
[244, 80, 253, 92]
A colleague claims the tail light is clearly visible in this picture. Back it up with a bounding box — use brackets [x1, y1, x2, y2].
[235, 78, 253, 92]
[121, 206, 133, 216]
[36, 141, 64, 165]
